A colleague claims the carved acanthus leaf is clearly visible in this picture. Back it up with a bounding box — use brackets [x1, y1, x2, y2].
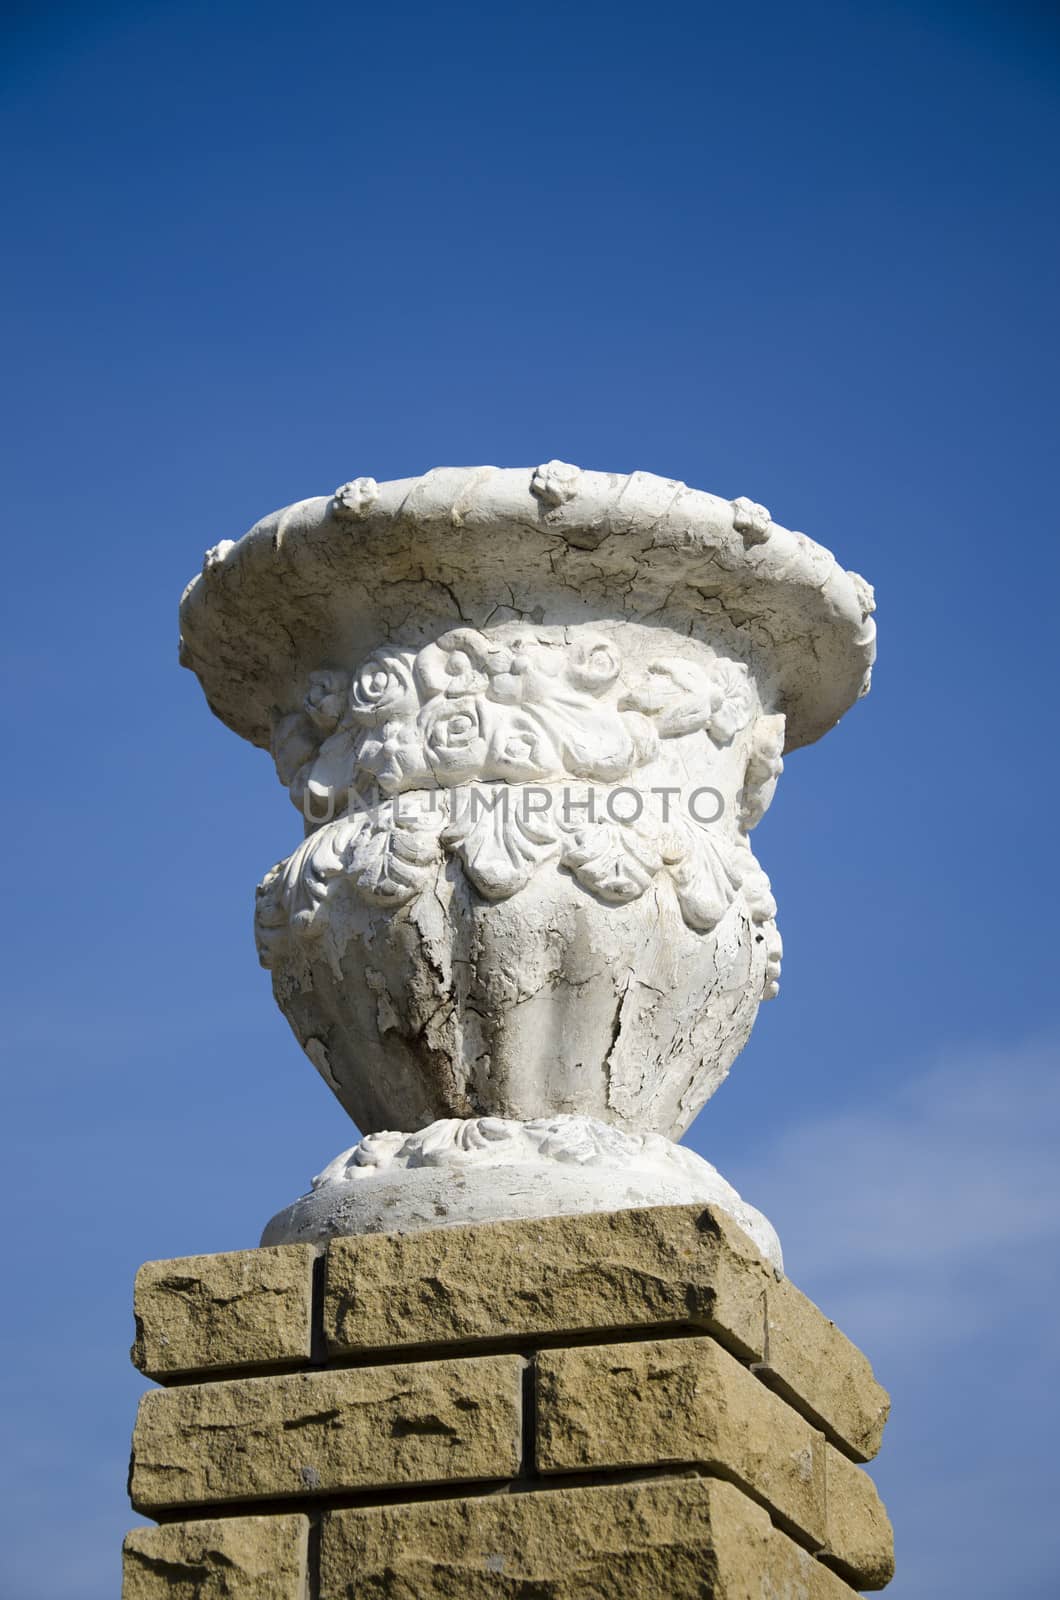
[254, 798, 447, 965]
[320, 1113, 720, 1182]
[344, 795, 447, 907]
[441, 785, 560, 900]
[255, 818, 362, 963]
[663, 820, 743, 932]
[558, 819, 663, 904]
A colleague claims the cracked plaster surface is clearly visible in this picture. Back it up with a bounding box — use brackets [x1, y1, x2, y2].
[180, 466, 874, 1246]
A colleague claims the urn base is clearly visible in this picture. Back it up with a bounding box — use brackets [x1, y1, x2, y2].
[260, 1114, 782, 1270]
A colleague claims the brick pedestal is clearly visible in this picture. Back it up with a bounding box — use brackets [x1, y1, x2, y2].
[124, 1205, 893, 1598]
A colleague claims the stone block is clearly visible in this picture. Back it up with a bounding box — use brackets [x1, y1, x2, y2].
[535, 1336, 894, 1587]
[122, 1514, 308, 1599]
[319, 1476, 862, 1599]
[823, 1447, 896, 1589]
[759, 1273, 890, 1461]
[324, 1204, 768, 1362]
[323, 1204, 890, 1468]
[132, 1245, 315, 1379]
[535, 1334, 827, 1548]
[130, 1353, 522, 1513]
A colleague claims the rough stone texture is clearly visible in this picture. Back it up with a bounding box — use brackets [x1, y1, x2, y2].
[124, 1210, 894, 1593]
[323, 1205, 770, 1363]
[132, 1245, 315, 1379]
[535, 1335, 827, 1549]
[823, 1448, 896, 1590]
[319, 1477, 862, 1600]
[122, 1515, 308, 1599]
[758, 1271, 890, 1461]
[130, 1354, 523, 1513]
[535, 1336, 894, 1587]
[126, 1207, 886, 1467]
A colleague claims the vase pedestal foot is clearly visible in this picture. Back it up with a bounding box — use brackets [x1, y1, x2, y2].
[260, 1113, 782, 1270]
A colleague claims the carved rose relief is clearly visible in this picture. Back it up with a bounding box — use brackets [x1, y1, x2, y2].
[257, 626, 784, 999]
[275, 628, 751, 810]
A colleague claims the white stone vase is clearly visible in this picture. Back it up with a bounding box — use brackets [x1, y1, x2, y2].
[180, 464, 875, 1264]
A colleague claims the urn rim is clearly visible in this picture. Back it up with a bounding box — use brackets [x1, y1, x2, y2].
[179, 463, 875, 754]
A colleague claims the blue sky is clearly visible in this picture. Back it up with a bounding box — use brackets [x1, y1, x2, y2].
[1, 2, 1058, 1594]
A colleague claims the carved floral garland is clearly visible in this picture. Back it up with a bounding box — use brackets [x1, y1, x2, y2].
[256, 628, 784, 996]
[312, 1114, 746, 1186]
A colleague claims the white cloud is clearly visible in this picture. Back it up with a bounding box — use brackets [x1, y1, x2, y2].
[733, 1034, 1060, 1355]
[727, 1034, 1060, 1599]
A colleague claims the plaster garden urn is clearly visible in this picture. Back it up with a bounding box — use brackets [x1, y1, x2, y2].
[179, 465, 876, 1266]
